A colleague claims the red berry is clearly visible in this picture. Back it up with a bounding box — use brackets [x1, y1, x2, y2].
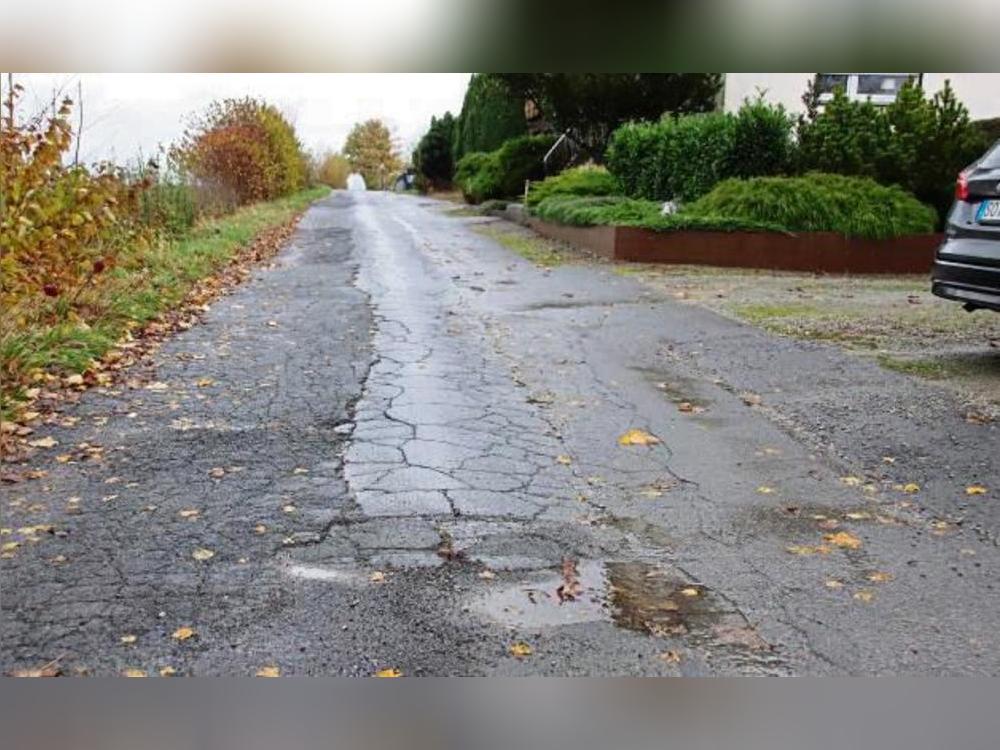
[43, 284, 59, 297]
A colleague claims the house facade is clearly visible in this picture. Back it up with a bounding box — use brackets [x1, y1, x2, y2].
[722, 73, 1000, 120]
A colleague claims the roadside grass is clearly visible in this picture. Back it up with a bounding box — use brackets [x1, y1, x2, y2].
[1, 186, 328, 413]
[474, 225, 566, 267]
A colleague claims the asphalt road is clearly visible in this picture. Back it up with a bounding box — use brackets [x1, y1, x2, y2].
[3, 190, 999, 676]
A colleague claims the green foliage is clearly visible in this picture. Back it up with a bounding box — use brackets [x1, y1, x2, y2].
[139, 183, 197, 236]
[974, 117, 1000, 148]
[342, 119, 402, 190]
[532, 195, 784, 233]
[496, 74, 723, 158]
[796, 81, 984, 221]
[413, 112, 456, 189]
[455, 135, 555, 204]
[686, 173, 937, 239]
[532, 173, 938, 239]
[525, 165, 620, 208]
[606, 99, 793, 203]
[453, 75, 526, 162]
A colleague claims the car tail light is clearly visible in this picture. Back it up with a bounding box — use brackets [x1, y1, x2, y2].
[956, 171, 970, 201]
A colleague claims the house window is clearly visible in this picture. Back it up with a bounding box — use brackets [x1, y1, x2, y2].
[816, 73, 920, 105]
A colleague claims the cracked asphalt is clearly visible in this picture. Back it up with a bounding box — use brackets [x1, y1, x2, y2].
[3, 190, 999, 675]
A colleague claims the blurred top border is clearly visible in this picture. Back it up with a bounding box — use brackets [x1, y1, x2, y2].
[3, 0, 998, 71]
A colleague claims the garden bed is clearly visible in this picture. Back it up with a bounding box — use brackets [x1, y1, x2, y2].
[527, 218, 942, 274]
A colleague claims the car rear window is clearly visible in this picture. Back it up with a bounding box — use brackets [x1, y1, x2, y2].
[981, 142, 1000, 169]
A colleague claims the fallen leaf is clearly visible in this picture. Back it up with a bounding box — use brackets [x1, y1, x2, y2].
[741, 392, 762, 407]
[853, 589, 875, 603]
[28, 436, 58, 449]
[282, 504, 297, 513]
[2, 541, 21, 552]
[658, 650, 682, 664]
[556, 558, 582, 603]
[292, 467, 309, 475]
[195, 378, 214, 387]
[191, 548, 215, 562]
[55, 454, 72, 463]
[172, 627, 196, 641]
[679, 587, 700, 598]
[901, 482, 920, 494]
[478, 569, 496, 580]
[882, 456, 896, 464]
[122, 668, 147, 677]
[208, 467, 225, 478]
[159, 666, 177, 677]
[64, 373, 84, 386]
[786, 544, 831, 556]
[825, 579, 844, 589]
[253, 524, 267, 534]
[966, 485, 988, 496]
[10, 661, 62, 678]
[375, 668, 402, 678]
[824, 531, 862, 550]
[840, 476, 862, 487]
[617, 429, 660, 447]
[120, 634, 138, 645]
[756, 486, 775, 495]
[867, 571, 894, 583]
[145, 381, 169, 392]
[178, 508, 200, 519]
[556, 455, 572, 465]
[844, 511, 871, 521]
[509, 642, 533, 658]
[370, 571, 386, 583]
[256, 666, 280, 678]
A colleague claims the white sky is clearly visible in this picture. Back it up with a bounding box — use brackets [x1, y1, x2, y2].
[13, 73, 471, 164]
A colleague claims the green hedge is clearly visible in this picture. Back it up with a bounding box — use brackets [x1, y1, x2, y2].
[606, 99, 793, 203]
[532, 173, 938, 239]
[525, 165, 620, 208]
[455, 135, 556, 204]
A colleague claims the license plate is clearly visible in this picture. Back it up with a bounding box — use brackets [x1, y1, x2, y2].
[976, 199, 1000, 223]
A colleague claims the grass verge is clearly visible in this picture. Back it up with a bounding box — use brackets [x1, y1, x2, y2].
[474, 225, 566, 267]
[1, 186, 329, 414]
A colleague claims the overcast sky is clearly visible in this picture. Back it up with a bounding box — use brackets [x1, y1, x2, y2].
[13, 73, 471, 164]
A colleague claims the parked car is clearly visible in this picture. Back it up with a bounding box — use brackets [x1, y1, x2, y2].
[932, 140, 1000, 312]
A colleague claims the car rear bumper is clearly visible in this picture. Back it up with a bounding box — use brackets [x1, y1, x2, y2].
[932, 239, 1000, 311]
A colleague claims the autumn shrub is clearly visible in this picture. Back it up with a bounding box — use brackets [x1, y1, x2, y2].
[314, 151, 351, 189]
[171, 98, 308, 210]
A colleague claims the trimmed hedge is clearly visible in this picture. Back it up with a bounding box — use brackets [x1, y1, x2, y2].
[532, 174, 938, 239]
[525, 165, 620, 208]
[455, 135, 555, 203]
[606, 99, 793, 203]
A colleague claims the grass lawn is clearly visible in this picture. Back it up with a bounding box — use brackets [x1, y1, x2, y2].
[1, 186, 329, 413]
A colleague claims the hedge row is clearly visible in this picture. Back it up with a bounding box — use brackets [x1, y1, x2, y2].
[454, 135, 555, 204]
[531, 173, 937, 240]
[524, 165, 619, 208]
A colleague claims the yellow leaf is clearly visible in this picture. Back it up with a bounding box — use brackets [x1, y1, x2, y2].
[509, 642, 533, 658]
[617, 429, 660, 447]
[556, 455, 572, 465]
[256, 666, 280, 678]
[867, 571, 894, 583]
[375, 668, 402, 678]
[824, 531, 862, 550]
[282, 504, 297, 513]
[658, 650, 682, 663]
[209, 467, 225, 478]
[191, 548, 215, 561]
[966, 485, 988, 496]
[55, 454, 72, 463]
[840, 476, 862, 487]
[679, 587, 700, 597]
[2, 541, 20, 552]
[28, 436, 58, 448]
[756, 486, 775, 495]
[178, 508, 200, 519]
[901, 482, 920, 494]
[478, 569, 496, 580]
[853, 589, 875, 603]
[253, 524, 267, 534]
[120, 634, 137, 644]
[172, 627, 196, 641]
[195, 377, 214, 387]
[159, 666, 177, 677]
[844, 511, 871, 520]
[786, 544, 831, 556]
[122, 668, 147, 677]
[825, 579, 844, 589]
[292, 467, 309, 474]
[370, 571, 386, 583]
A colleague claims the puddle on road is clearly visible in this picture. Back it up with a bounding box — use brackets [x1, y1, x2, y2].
[471, 560, 742, 641]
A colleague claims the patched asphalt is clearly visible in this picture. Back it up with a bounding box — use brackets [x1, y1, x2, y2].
[2, 190, 999, 675]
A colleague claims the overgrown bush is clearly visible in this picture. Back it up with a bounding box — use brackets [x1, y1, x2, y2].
[455, 135, 555, 203]
[171, 97, 307, 209]
[606, 99, 793, 203]
[796, 81, 984, 221]
[525, 165, 619, 208]
[1, 86, 151, 313]
[139, 182, 198, 235]
[313, 151, 351, 189]
[686, 173, 937, 239]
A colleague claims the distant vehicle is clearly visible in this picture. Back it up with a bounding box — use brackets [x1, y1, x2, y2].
[932, 141, 1000, 312]
[346, 173, 367, 191]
